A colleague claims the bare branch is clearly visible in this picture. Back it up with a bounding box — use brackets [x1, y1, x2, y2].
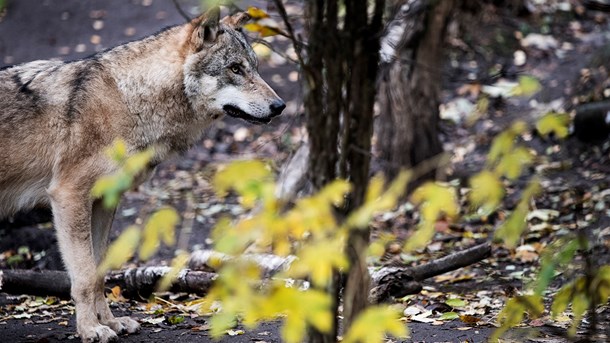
[172, 0, 191, 22]
[271, 0, 305, 67]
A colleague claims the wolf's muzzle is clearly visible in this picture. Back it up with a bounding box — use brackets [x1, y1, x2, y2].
[270, 100, 286, 117]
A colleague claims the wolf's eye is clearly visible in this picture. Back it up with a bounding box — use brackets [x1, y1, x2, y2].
[230, 64, 242, 75]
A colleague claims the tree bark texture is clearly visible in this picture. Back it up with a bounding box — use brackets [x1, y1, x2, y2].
[377, 0, 455, 181]
[302, 0, 385, 340]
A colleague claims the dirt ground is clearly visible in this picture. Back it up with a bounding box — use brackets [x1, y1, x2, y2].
[1, 0, 609, 342]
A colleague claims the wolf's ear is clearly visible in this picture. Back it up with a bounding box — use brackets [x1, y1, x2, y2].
[221, 12, 252, 29]
[199, 6, 221, 43]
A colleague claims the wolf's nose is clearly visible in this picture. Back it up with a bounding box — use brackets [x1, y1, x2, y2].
[270, 100, 286, 117]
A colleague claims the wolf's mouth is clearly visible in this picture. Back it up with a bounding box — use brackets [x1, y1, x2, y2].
[223, 105, 271, 125]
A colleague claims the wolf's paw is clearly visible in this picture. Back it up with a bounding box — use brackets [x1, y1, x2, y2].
[106, 316, 140, 334]
[79, 324, 118, 343]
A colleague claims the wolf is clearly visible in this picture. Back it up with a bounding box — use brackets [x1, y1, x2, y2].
[0, 7, 284, 343]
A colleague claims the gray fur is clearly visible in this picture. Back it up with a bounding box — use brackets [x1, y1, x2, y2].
[0, 9, 283, 343]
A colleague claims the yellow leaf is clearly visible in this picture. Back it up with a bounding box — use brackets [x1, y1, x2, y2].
[536, 112, 571, 139]
[156, 251, 189, 292]
[259, 25, 282, 37]
[98, 226, 141, 275]
[105, 139, 127, 162]
[269, 287, 332, 343]
[343, 306, 408, 343]
[403, 221, 435, 252]
[243, 23, 263, 33]
[411, 182, 459, 220]
[289, 238, 348, 287]
[551, 282, 573, 318]
[494, 180, 540, 247]
[246, 6, 269, 19]
[319, 179, 352, 206]
[107, 285, 125, 302]
[492, 295, 543, 341]
[406, 182, 458, 251]
[123, 148, 154, 175]
[140, 207, 180, 260]
[495, 146, 533, 180]
[469, 170, 504, 212]
[365, 174, 385, 204]
[347, 171, 409, 229]
[213, 160, 273, 200]
[252, 43, 272, 59]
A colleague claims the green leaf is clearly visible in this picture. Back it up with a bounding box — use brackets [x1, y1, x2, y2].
[570, 289, 589, 337]
[535, 239, 579, 295]
[439, 312, 460, 320]
[446, 298, 467, 308]
[512, 75, 541, 96]
[536, 112, 571, 139]
[91, 172, 133, 208]
[342, 306, 408, 343]
[167, 315, 185, 325]
[594, 266, 610, 301]
[551, 283, 574, 318]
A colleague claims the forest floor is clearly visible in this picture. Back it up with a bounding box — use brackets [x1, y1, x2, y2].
[0, 0, 609, 342]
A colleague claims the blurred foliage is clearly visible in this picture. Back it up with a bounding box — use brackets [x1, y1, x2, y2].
[491, 294, 545, 341]
[486, 113, 609, 338]
[92, 139, 180, 276]
[91, 139, 154, 208]
[203, 160, 410, 342]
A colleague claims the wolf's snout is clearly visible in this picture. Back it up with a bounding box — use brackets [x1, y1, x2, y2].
[269, 100, 286, 117]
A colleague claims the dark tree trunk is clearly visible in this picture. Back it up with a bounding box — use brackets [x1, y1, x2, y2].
[377, 0, 455, 181]
[341, 0, 385, 331]
[301, 0, 385, 340]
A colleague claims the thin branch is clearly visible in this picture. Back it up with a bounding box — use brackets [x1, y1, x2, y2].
[272, 0, 305, 67]
[172, 0, 191, 22]
[250, 38, 299, 64]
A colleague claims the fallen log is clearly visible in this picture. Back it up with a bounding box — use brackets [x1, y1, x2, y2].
[0, 268, 216, 299]
[368, 241, 492, 302]
[0, 242, 491, 303]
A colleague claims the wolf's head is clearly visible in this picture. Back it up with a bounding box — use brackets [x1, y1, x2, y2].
[183, 8, 285, 125]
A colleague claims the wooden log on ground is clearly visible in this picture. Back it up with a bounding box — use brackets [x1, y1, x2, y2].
[0, 242, 491, 302]
[0, 268, 217, 299]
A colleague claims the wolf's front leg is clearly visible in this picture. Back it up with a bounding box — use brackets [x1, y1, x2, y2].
[49, 185, 118, 343]
[91, 200, 140, 335]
